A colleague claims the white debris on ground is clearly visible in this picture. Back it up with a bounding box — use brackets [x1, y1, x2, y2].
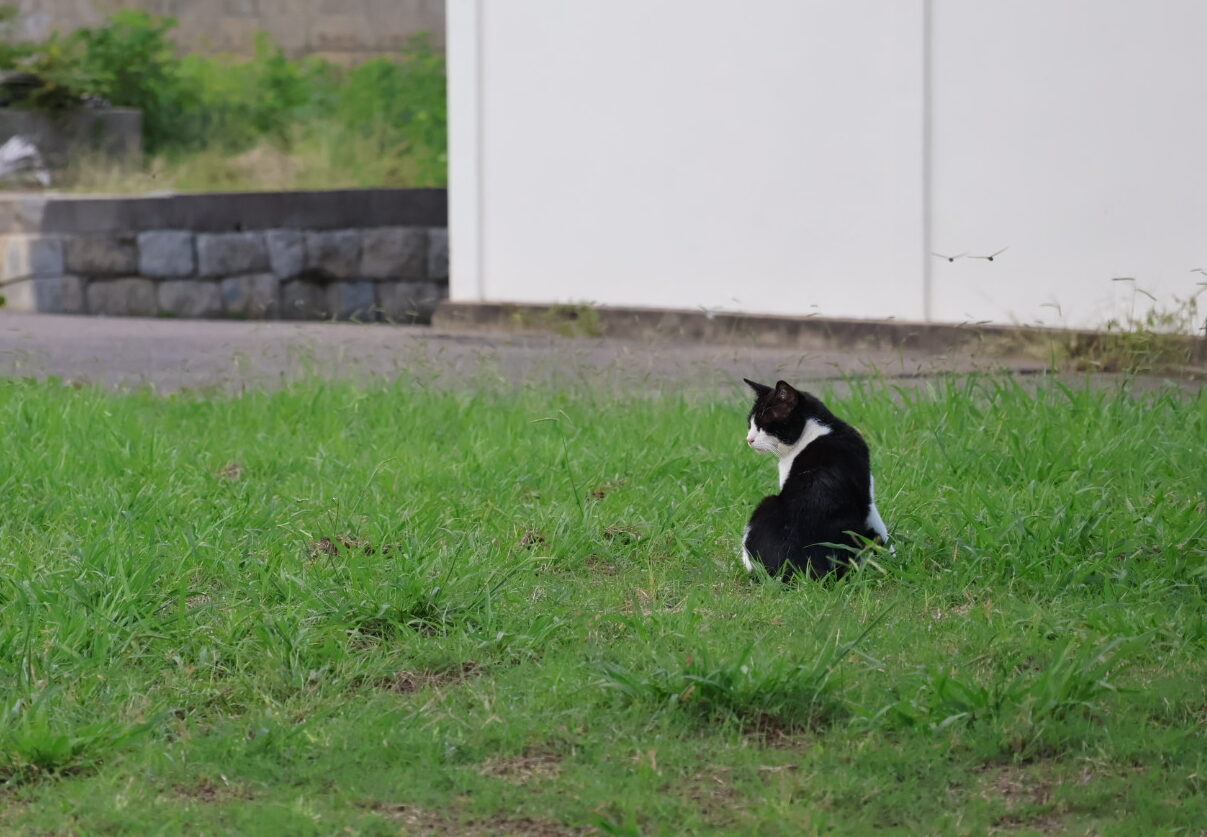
[0, 135, 50, 186]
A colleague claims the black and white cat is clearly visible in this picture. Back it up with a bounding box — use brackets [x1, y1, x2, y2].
[740, 378, 890, 579]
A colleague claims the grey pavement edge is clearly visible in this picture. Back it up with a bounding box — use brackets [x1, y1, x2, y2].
[0, 311, 1197, 396]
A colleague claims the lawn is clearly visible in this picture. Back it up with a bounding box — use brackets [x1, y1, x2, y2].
[0, 374, 1203, 835]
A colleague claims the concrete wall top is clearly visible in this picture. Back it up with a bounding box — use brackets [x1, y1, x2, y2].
[0, 188, 448, 234]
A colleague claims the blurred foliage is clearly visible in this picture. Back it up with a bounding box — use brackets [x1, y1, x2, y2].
[0, 7, 447, 187]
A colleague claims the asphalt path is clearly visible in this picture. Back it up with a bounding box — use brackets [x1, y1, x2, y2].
[0, 312, 1187, 396]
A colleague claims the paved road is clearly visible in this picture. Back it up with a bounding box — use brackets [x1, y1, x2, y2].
[0, 312, 1184, 396]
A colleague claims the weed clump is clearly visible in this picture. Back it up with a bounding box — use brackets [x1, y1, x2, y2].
[597, 626, 881, 733]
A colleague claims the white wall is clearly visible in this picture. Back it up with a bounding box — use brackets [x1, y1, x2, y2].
[929, 0, 1207, 327]
[449, 0, 1207, 329]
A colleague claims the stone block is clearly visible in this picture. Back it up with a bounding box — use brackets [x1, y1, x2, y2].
[281, 280, 328, 320]
[266, 229, 304, 278]
[1, 234, 64, 280]
[86, 278, 157, 316]
[196, 232, 269, 277]
[360, 226, 426, 279]
[137, 230, 195, 277]
[377, 280, 446, 324]
[65, 235, 138, 275]
[158, 280, 223, 318]
[221, 273, 280, 318]
[3, 275, 85, 313]
[427, 228, 449, 280]
[327, 281, 377, 321]
[304, 229, 360, 279]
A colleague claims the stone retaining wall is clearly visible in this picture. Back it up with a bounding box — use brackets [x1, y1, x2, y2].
[0, 188, 448, 322]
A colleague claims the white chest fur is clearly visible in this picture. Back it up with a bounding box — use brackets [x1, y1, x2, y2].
[776, 418, 832, 488]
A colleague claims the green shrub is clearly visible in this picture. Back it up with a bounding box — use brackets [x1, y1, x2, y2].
[174, 34, 337, 153]
[0, 6, 32, 70]
[70, 10, 194, 152]
[1, 7, 448, 187]
[337, 35, 448, 185]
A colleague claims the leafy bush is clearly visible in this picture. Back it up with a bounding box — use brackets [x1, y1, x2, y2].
[0, 6, 32, 69]
[69, 10, 192, 151]
[0, 7, 447, 187]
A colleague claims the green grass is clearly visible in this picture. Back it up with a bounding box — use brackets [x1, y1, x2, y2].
[0, 374, 1203, 835]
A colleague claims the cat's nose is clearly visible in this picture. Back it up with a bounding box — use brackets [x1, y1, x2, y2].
[746, 437, 755, 446]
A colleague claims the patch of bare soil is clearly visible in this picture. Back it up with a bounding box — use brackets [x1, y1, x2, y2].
[0, 789, 30, 827]
[601, 524, 643, 545]
[216, 462, 244, 481]
[742, 715, 818, 750]
[479, 749, 563, 786]
[619, 588, 685, 617]
[588, 478, 627, 500]
[309, 535, 381, 558]
[377, 661, 482, 694]
[366, 802, 590, 836]
[169, 776, 254, 803]
[678, 767, 743, 825]
[584, 554, 618, 574]
[518, 529, 548, 549]
[978, 764, 1070, 834]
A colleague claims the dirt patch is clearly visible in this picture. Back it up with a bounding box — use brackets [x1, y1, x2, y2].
[588, 478, 627, 500]
[978, 764, 1068, 834]
[989, 812, 1066, 835]
[677, 767, 744, 826]
[216, 462, 244, 481]
[170, 776, 254, 803]
[479, 749, 563, 786]
[377, 661, 482, 694]
[366, 802, 589, 836]
[0, 789, 30, 827]
[743, 717, 815, 750]
[620, 588, 685, 617]
[602, 524, 643, 545]
[310, 535, 379, 557]
[584, 554, 618, 574]
[518, 530, 548, 549]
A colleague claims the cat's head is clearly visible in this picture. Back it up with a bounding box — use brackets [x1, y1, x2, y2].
[743, 378, 827, 455]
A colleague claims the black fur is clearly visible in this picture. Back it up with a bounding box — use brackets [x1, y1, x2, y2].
[742, 378, 881, 580]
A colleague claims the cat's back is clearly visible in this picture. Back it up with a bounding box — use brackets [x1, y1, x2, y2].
[781, 421, 871, 503]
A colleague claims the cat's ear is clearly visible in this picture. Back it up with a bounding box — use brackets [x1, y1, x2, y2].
[768, 380, 799, 418]
[743, 378, 772, 397]
[772, 380, 799, 405]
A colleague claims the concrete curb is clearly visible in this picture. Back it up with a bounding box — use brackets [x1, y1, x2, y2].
[0, 188, 447, 235]
[433, 301, 1207, 364]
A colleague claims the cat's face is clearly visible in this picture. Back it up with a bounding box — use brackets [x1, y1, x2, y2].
[743, 378, 807, 455]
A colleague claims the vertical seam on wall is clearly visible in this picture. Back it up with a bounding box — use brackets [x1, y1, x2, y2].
[474, 0, 485, 301]
[921, 0, 934, 322]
